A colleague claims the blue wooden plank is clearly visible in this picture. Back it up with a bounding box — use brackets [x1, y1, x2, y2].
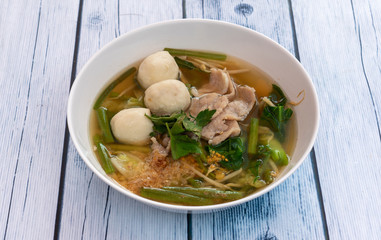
[186, 0, 326, 239]
[0, 0, 80, 239]
[291, 0, 381, 238]
[58, 0, 188, 239]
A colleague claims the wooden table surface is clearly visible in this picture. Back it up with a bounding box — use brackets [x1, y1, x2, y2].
[1, 0, 380, 239]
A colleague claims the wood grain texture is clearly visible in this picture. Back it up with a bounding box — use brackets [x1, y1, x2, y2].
[0, 0, 79, 239]
[351, 0, 381, 135]
[291, 0, 381, 238]
[119, 0, 183, 32]
[1, 0, 379, 239]
[58, 0, 187, 239]
[186, 1, 326, 239]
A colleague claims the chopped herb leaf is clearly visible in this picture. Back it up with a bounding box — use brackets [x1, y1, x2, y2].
[248, 159, 263, 183]
[146, 109, 215, 139]
[170, 115, 186, 135]
[145, 112, 183, 135]
[195, 109, 216, 127]
[146, 110, 215, 160]
[166, 123, 202, 160]
[145, 112, 183, 126]
[183, 109, 215, 137]
[182, 118, 201, 137]
[260, 106, 293, 142]
[206, 137, 244, 170]
[269, 84, 287, 106]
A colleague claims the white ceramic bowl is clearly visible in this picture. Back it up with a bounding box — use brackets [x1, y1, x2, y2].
[67, 19, 319, 213]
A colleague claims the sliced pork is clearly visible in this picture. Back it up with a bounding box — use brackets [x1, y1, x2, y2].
[208, 120, 241, 145]
[189, 93, 229, 119]
[187, 69, 257, 145]
[198, 68, 230, 95]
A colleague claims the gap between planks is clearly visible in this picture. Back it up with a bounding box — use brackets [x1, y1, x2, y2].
[51, 1, 329, 239]
[53, 0, 85, 239]
[287, 0, 329, 238]
[3, 0, 43, 238]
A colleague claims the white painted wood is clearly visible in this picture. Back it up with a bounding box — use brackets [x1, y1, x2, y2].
[292, 0, 381, 238]
[352, 0, 381, 134]
[0, 0, 79, 239]
[58, 1, 187, 239]
[58, 144, 110, 239]
[186, 1, 326, 239]
[1, 0, 380, 238]
[119, 0, 183, 32]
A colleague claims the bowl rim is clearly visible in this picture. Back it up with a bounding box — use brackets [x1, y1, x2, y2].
[67, 18, 319, 212]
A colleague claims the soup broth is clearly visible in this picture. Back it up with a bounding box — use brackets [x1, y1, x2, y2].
[90, 50, 296, 206]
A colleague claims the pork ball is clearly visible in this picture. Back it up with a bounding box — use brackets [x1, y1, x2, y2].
[137, 51, 179, 89]
[110, 108, 153, 145]
[144, 79, 191, 116]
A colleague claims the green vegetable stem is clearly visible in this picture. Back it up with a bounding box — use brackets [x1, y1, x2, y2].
[93, 135, 115, 174]
[162, 187, 244, 200]
[164, 48, 227, 61]
[93, 67, 136, 109]
[268, 138, 289, 166]
[187, 178, 203, 188]
[140, 187, 214, 205]
[96, 107, 114, 143]
[174, 57, 198, 70]
[248, 118, 259, 155]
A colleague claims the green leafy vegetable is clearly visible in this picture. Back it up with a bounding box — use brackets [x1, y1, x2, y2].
[256, 144, 272, 159]
[170, 115, 186, 135]
[146, 112, 183, 134]
[248, 159, 263, 183]
[260, 106, 293, 142]
[166, 123, 202, 160]
[261, 84, 293, 142]
[183, 109, 216, 137]
[247, 144, 271, 183]
[145, 112, 183, 126]
[244, 84, 292, 187]
[206, 137, 244, 170]
[182, 117, 199, 135]
[268, 84, 287, 106]
[194, 109, 216, 127]
[164, 48, 227, 61]
[174, 57, 198, 70]
[145, 109, 215, 160]
[146, 109, 215, 137]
